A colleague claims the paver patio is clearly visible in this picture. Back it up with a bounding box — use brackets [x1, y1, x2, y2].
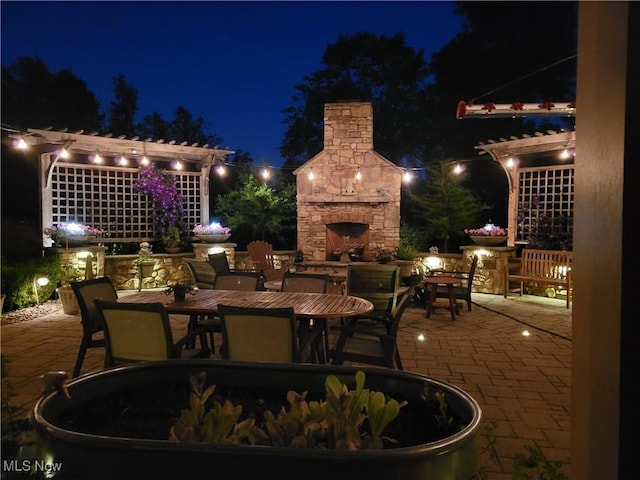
[1, 292, 571, 479]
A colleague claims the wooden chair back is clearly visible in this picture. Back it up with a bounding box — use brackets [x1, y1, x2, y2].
[218, 305, 299, 363]
[247, 240, 284, 282]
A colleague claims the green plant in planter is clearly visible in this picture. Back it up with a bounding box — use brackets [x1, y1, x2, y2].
[162, 226, 182, 248]
[170, 370, 407, 450]
[169, 371, 262, 444]
[394, 242, 418, 261]
[375, 248, 395, 264]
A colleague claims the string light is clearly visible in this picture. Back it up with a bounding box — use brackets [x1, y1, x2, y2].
[216, 163, 226, 176]
[16, 138, 28, 150]
[453, 164, 464, 175]
[92, 153, 103, 164]
[60, 147, 70, 159]
[140, 155, 150, 166]
[118, 155, 128, 166]
[261, 167, 271, 180]
[505, 157, 515, 168]
[402, 169, 413, 183]
[308, 167, 315, 180]
[355, 167, 362, 181]
[560, 148, 571, 160]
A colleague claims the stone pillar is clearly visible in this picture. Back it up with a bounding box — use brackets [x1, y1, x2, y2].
[460, 245, 516, 294]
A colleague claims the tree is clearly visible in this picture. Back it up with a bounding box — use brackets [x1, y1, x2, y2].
[280, 32, 431, 168]
[405, 161, 488, 252]
[107, 74, 138, 135]
[1, 57, 103, 132]
[214, 173, 297, 250]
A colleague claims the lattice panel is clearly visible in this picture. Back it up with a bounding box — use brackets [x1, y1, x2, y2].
[48, 164, 201, 241]
[517, 165, 574, 242]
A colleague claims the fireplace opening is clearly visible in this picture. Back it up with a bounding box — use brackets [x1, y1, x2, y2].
[326, 222, 369, 261]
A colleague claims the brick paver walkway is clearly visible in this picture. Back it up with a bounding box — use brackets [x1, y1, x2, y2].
[1, 292, 571, 479]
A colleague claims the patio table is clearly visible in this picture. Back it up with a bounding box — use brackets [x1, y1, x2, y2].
[119, 289, 374, 362]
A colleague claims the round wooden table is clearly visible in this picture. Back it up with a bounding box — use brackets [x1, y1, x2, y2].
[424, 276, 461, 321]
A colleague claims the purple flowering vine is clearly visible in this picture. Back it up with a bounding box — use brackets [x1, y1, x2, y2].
[135, 165, 185, 236]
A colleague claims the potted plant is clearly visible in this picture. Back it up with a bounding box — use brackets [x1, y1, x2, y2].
[44, 223, 103, 247]
[162, 226, 183, 254]
[464, 222, 508, 246]
[192, 222, 232, 243]
[136, 242, 156, 278]
[375, 248, 394, 264]
[56, 264, 83, 315]
[32, 360, 482, 479]
[165, 282, 197, 302]
[394, 242, 419, 277]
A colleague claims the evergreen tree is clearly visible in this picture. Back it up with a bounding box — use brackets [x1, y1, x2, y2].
[405, 161, 488, 252]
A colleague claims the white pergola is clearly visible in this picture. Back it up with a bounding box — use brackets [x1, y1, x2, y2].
[14, 128, 235, 243]
[475, 129, 576, 246]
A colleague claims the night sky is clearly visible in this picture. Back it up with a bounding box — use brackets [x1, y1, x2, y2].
[1, 1, 463, 166]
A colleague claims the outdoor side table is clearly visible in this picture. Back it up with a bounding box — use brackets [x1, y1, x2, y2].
[424, 276, 461, 321]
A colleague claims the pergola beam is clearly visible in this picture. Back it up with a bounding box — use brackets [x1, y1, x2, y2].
[26, 128, 234, 166]
[457, 101, 576, 119]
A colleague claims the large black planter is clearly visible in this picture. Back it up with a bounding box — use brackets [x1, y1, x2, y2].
[33, 360, 481, 479]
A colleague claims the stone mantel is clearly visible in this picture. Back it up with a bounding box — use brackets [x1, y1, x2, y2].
[298, 194, 391, 204]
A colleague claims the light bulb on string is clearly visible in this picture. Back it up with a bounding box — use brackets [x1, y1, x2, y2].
[93, 153, 103, 164]
[560, 148, 571, 160]
[355, 167, 362, 181]
[140, 155, 150, 166]
[453, 164, 464, 175]
[308, 167, 315, 180]
[403, 169, 413, 183]
[16, 138, 28, 150]
[261, 167, 271, 180]
[216, 163, 226, 176]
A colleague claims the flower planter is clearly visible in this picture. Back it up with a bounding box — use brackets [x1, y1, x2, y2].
[468, 235, 507, 246]
[196, 233, 231, 243]
[56, 285, 79, 315]
[33, 360, 481, 480]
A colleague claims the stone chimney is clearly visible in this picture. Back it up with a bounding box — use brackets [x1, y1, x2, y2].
[294, 102, 403, 262]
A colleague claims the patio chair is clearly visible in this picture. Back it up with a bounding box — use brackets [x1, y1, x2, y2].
[345, 263, 401, 330]
[218, 304, 319, 363]
[281, 271, 331, 361]
[329, 293, 410, 370]
[434, 254, 478, 312]
[182, 258, 216, 289]
[247, 240, 286, 282]
[94, 300, 206, 366]
[70, 277, 119, 377]
[191, 271, 264, 354]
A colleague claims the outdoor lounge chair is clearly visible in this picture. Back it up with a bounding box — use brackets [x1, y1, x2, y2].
[70, 277, 119, 377]
[330, 293, 410, 370]
[95, 300, 206, 365]
[218, 304, 319, 363]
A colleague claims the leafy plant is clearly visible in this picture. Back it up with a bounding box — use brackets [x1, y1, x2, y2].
[161, 226, 182, 248]
[513, 445, 568, 480]
[394, 242, 418, 260]
[376, 248, 394, 264]
[170, 370, 407, 450]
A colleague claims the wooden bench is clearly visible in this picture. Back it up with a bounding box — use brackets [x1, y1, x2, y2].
[503, 248, 572, 308]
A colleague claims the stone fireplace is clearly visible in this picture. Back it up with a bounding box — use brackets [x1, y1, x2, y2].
[294, 102, 402, 261]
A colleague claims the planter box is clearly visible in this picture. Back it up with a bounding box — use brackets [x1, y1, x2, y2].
[33, 360, 481, 479]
